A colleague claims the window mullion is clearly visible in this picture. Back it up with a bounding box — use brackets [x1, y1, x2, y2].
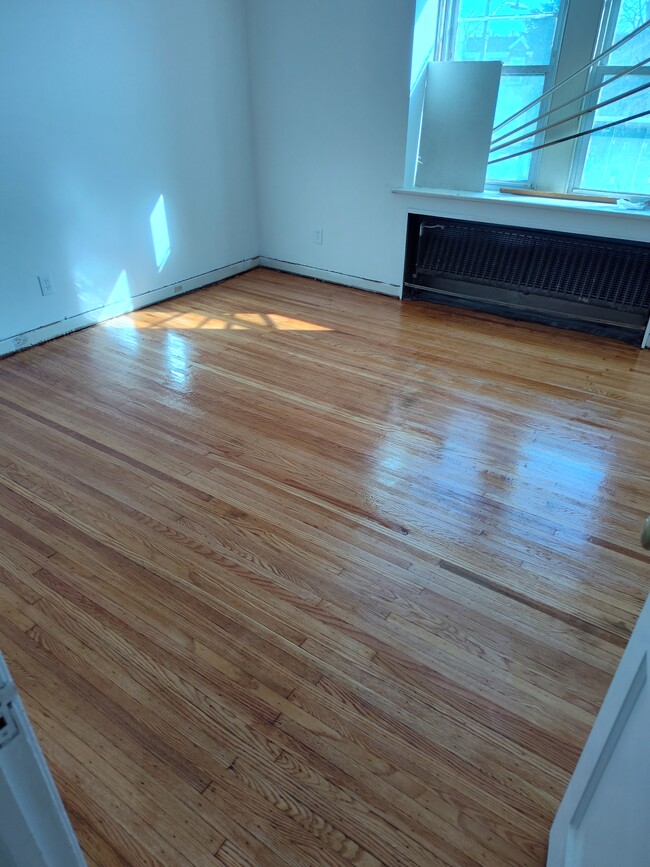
[439, 0, 460, 61]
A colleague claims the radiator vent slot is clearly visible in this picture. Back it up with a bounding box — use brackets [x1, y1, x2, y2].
[404, 214, 650, 343]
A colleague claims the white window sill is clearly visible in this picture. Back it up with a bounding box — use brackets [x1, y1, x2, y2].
[392, 187, 650, 221]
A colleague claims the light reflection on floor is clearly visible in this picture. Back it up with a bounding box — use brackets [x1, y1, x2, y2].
[369, 396, 611, 570]
[165, 331, 190, 390]
[95, 289, 635, 600]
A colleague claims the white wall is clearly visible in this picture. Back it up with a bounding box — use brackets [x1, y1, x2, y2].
[0, 0, 258, 343]
[246, 0, 414, 295]
[246, 0, 650, 296]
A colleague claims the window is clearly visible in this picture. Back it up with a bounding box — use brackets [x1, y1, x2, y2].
[444, 0, 566, 186]
[574, 0, 650, 195]
[408, 0, 650, 196]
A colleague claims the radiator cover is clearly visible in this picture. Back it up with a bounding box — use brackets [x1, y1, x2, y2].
[404, 214, 650, 343]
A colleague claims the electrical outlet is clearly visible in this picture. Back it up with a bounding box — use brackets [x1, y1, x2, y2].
[174, 284, 183, 294]
[14, 335, 26, 351]
[38, 274, 54, 296]
[313, 227, 323, 245]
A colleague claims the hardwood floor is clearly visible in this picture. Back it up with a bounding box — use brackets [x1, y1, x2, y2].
[1, 267, 649, 866]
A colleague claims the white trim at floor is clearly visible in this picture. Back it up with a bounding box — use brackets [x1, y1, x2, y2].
[0, 257, 260, 358]
[259, 257, 401, 298]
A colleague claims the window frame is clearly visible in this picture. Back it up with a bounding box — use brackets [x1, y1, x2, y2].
[570, 0, 650, 195]
[414, 0, 649, 196]
[437, 0, 570, 189]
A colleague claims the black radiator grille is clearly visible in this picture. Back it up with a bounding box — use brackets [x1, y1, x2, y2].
[416, 220, 650, 313]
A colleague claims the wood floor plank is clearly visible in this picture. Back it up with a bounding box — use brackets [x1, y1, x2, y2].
[1, 267, 649, 865]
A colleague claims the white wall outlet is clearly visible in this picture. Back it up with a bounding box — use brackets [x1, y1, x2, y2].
[173, 284, 183, 294]
[313, 227, 323, 245]
[38, 274, 54, 296]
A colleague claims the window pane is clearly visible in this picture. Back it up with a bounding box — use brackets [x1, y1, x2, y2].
[453, 0, 561, 66]
[579, 75, 650, 194]
[608, 0, 650, 66]
[487, 74, 545, 182]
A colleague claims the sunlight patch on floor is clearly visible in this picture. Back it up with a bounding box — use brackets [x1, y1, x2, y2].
[102, 308, 333, 332]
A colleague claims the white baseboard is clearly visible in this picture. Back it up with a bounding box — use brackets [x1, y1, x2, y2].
[0, 257, 259, 358]
[259, 257, 401, 298]
[643, 317, 650, 350]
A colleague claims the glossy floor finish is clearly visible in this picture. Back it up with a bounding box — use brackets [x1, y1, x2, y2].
[1, 268, 649, 866]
